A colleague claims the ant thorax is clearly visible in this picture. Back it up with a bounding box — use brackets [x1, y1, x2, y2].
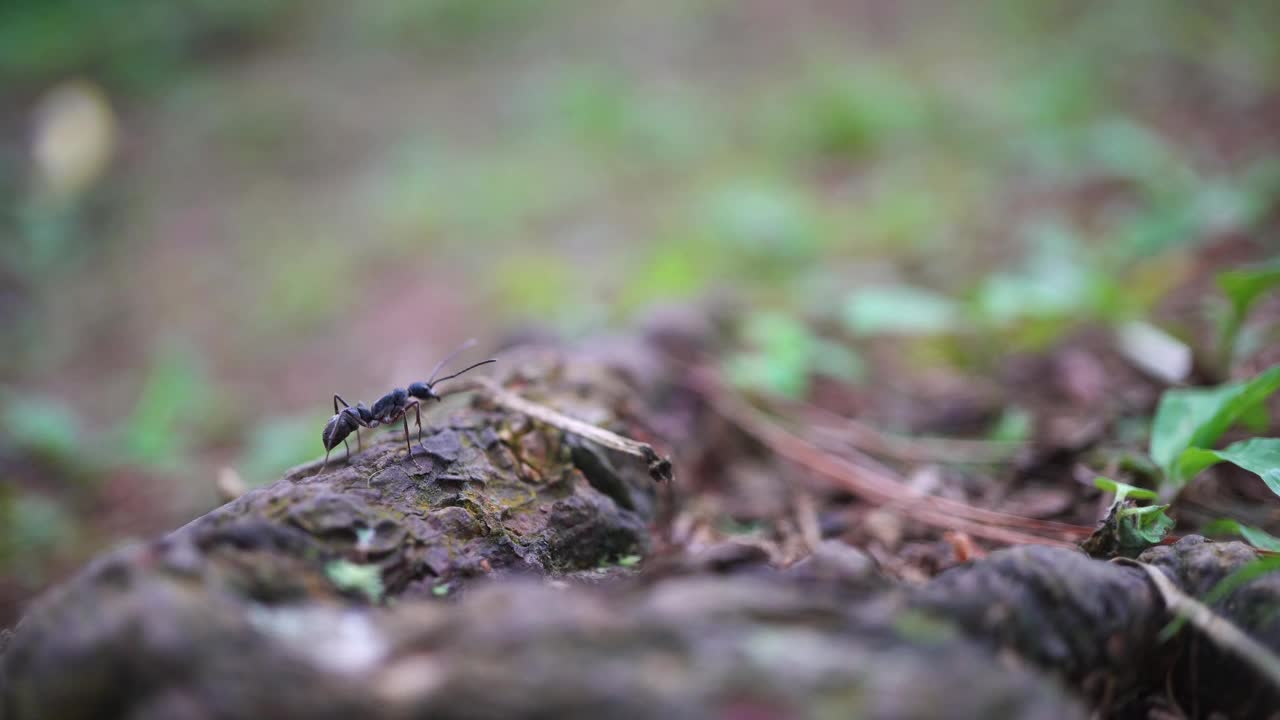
[370, 388, 408, 421]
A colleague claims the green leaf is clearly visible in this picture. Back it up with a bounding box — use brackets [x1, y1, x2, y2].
[1172, 447, 1230, 484]
[0, 492, 77, 586]
[1087, 478, 1174, 557]
[1094, 476, 1159, 504]
[701, 181, 821, 266]
[1204, 519, 1280, 552]
[617, 554, 642, 567]
[1116, 503, 1175, 547]
[1219, 260, 1280, 321]
[0, 392, 84, 464]
[1216, 260, 1280, 370]
[121, 343, 211, 468]
[1150, 364, 1280, 487]
[971, 222, 1096, 325]
[1174, 438, 1280, 499]
[989, 406, 1033, 443]
[842, 286, 960, 336]
[810, 339, 866, 384]
[724, 311, 862, 398]
[1240, 403, 1271, 434]
[239, 414, 329, 487]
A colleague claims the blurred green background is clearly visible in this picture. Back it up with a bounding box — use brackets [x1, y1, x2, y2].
[1, 0, 1278, 620]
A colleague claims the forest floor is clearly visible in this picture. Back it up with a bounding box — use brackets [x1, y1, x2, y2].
[3, 5, 1280, 714]
[4, 309, 1280, 717]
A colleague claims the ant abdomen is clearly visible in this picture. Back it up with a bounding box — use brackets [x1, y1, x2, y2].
[321, 411, 357, 451]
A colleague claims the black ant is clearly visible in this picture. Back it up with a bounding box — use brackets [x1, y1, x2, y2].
[320, 340, 497, 471]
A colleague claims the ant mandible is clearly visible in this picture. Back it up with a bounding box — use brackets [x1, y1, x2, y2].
[320, 340, 497, 471]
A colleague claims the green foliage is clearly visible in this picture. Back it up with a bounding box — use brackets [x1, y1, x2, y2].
[1089, 119, 1186, 195]
[1216, 259, 1280, 371]
[617, 240, 711, 313]
[1177, 439, 1280, 499]
[0, 391, 84, 467]
[764, 64, 930, 162]
[1090, 477, 1174, 555]
[491, 253, 580, 320]
[0, 0, 294, 89]
[1012, 59, 1102, 130]
[1094, 476, 1159, 503]
[324, 560, 384, 603]
[988, 406, 1033, 444]
[14, 199, 85, 277]
[362, 0, 549, 45]
[724, 311, 862, 398]
[971, 222, 1103, 326]
[1094, 365, 1280, 550]
[1116, 504, 1176, 547]
[550, 71, 633, 148]
[239, 414, 328, 486]
[1204, 519, 1280, 552]
[0, 491, 77, 587]
[1150, 364, 1280, 490]
[842, 286, 960, 336]
[119, 343, 212, 469]
[545, 71, 709, 162]
[697, 180, 823, 273]
[256, 244, 353, 334]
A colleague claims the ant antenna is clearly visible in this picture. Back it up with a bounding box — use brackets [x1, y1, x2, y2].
[431, 358, 496, 386]
[427, 338, 479, 386]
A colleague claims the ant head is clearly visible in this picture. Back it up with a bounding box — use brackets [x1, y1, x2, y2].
[322, 413, 354, 451]
[407, 381, 440, 402]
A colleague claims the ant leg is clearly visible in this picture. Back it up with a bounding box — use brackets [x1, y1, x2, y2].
[334, 394, 364, 452]
[390, 408, 424, 471]
[344, 438, 352, 463]
[400, 411, 413, 456]
[389, 407, 424, 468]
[321, 449, 331, 474]
[408, 400, 423, 443]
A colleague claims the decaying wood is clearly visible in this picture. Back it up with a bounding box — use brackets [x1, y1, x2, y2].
[3, 344, 1280, 719]
[914, 538, 1280, 717]
[452, 375, 672, 483]
[1120, 558, 1280, 691]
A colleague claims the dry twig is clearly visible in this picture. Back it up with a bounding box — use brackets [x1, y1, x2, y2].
[443, 376, 672, 482]
[686, 368, 1087, 548]
[1116, 559, 1280, 692]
